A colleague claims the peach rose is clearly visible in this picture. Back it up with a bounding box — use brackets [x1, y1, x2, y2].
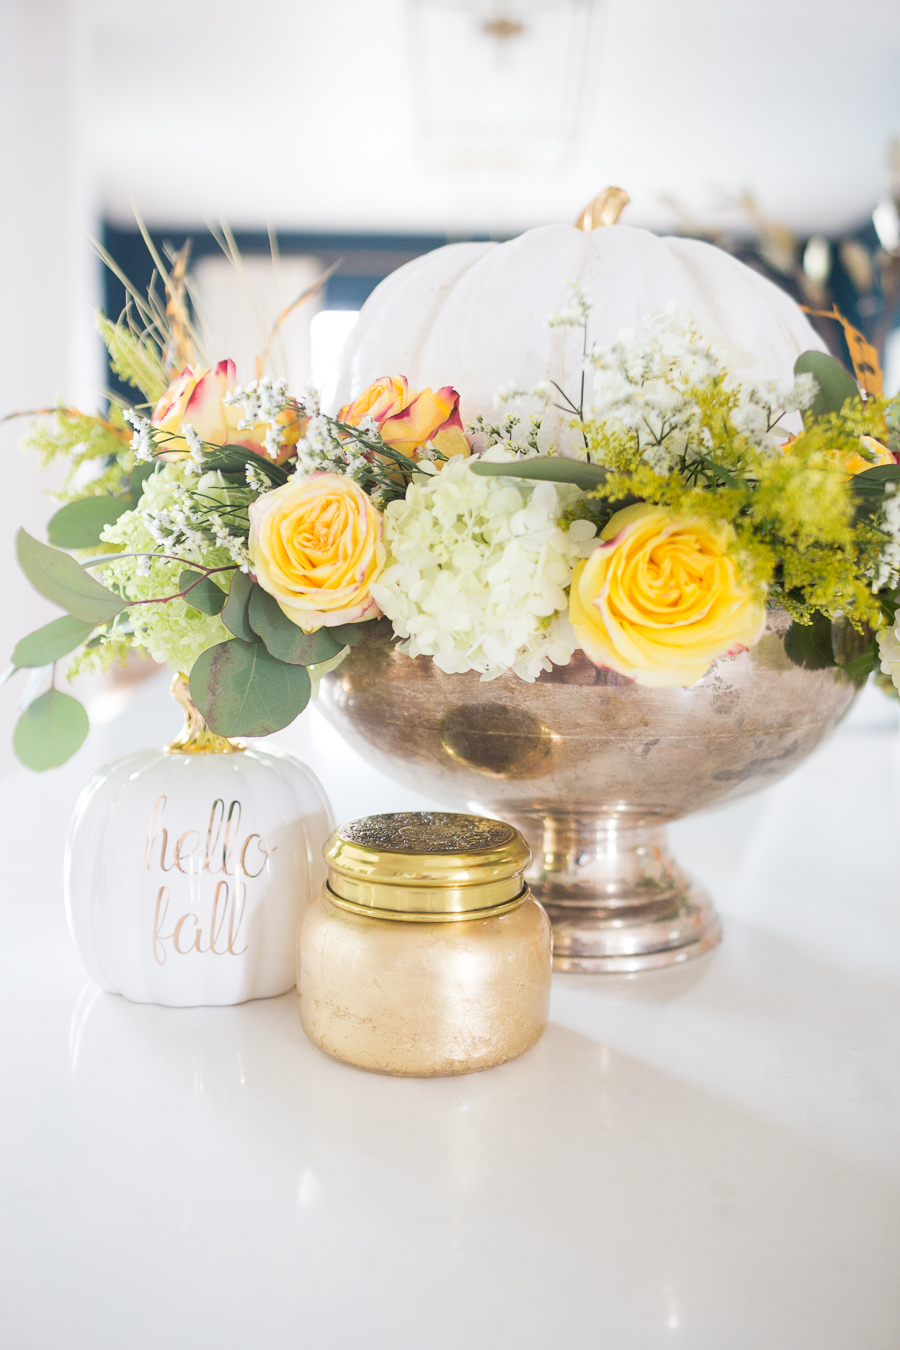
[570, 503, 766, 687]
[338, 375, 410, 426]
[152, 359, 301, 463]
[339, 376, 470, 459]
[248, 473, 385, 631]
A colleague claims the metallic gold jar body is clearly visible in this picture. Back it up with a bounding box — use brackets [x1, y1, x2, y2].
[297, 888, 551, 1076]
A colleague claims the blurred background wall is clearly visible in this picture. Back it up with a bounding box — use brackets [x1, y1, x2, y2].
[3, 0, 900, 776]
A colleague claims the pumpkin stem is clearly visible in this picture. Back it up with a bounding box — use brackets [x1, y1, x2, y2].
[574, 187, 630, 230]
[166, 673, 245, 755]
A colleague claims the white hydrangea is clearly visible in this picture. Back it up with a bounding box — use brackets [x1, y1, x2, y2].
[369, 455, 597, 682]
[877, 625, 900, 691]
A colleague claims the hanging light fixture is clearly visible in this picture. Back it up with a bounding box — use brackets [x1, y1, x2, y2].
[407, 0, 602, 169]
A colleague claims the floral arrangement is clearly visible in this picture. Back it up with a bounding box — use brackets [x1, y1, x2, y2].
[8, 261, 900, 770]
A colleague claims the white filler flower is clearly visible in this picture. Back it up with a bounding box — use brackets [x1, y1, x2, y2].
[370, 456, 596, 681]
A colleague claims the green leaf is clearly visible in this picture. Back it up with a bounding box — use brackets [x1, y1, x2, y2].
[328, 622, 367, 647]
[878, 590, 900, 627]
[13, 689, 89, 770]
[179, 570, 228, 616]
[794, 351, 860, 421]
[247, 586, 343, 664]
[469, 458, 609, 491]
[16, 529, 127, 624]
[849, 464, 900, 523]
[47, 497, 131, 549]
[852, 464, 900, 488]
[128, 461, 157, 505]
[190, 639, 311, 736]
[203, 445, 289, 486]
[783, 611, 836, 670]
[694, 454, 739, 488]
[337, 616, 397, 648]
[221, 570, 257, 641]
[11, 616, 95, 667]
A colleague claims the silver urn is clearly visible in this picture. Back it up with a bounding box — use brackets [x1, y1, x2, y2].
[318, 612, 863, 972]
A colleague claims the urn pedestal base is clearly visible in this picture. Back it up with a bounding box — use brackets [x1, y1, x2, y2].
[318, 615, 863, 976]
[481, 811, 722, 973]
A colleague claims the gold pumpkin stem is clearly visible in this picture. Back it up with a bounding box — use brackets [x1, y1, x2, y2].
[574, 187, 631, 231]
[166, 673, 244, 755]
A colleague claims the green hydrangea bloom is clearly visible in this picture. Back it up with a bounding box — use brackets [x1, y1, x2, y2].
[100, 465, 234, 672]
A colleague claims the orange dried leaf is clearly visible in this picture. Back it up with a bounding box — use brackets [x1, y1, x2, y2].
[802, 303, 883, 398]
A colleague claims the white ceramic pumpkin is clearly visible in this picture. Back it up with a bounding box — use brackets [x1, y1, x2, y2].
[65, 730, 333, 1009]
[330, 222, 826, 448]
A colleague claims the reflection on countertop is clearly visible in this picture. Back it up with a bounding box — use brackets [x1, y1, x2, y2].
[1, 673, 899, 1348]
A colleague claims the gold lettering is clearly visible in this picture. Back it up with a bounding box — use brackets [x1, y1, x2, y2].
[173, 913, 199, 955]
[203, 800, 225, 873]
[146, 796, 173, 871]
[152, 887, 172, 964]
[227, 879, 248, 956]
[221, 800, 242, 877]
[239, 834, 276, 878]
[148, 797, 267, 963]
[209, 880, 231, 955]
[174, 830, 200, 874]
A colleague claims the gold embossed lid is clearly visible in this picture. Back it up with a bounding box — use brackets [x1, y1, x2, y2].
[324, 812, 531, 920]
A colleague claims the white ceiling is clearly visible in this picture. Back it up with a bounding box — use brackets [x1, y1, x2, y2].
[76, 0, 900, 237]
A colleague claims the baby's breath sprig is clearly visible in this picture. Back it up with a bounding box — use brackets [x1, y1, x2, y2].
[287, 399, 444, 503]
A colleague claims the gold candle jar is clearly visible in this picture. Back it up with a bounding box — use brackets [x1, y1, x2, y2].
[297, 812, 552, 1077]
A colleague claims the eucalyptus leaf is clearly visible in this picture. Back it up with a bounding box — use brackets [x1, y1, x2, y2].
[247, 586, 342, 665]
[852, 464, 900, 488]
[849, 464, 900, 523]
[794, 351, 860, 420]
[221, 570, 257, 641]
[12, 616, 96, 668]
[179, 570, 228, 616]
[783, 611, 836, 671]
[190, 639, 311, 736]
[47, 497, 131, 549]
[336, 617, 397, 648]
[17, 529, 127, 624]
[469, 458, 609, 491]
[328, 622, 368, 648]
[13, 688, 89, 770]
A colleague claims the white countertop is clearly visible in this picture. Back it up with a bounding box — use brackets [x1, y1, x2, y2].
[2, 674, 899, 1349]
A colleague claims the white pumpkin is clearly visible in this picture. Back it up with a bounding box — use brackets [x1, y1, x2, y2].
[65, 744, 333, 1007]
[330, 223, 826, 448]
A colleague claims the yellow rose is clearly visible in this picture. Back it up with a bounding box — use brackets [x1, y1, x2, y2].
[152, 359, 301, 463]
[339, 376, 470, 459]
[781, 431, 895, 476]
[569, 503, 766, 687]
[839, 435, 894, 476]
[248, 473, 385, 631]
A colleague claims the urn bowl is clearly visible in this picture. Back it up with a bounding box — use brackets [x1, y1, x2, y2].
[318, 612, 864, 972]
